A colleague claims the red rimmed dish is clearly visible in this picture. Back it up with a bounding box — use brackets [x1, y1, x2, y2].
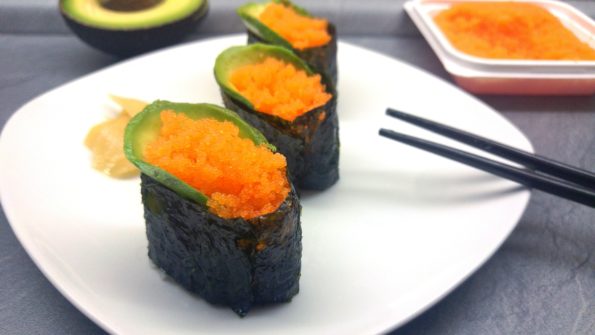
[404, 0, 595, 95]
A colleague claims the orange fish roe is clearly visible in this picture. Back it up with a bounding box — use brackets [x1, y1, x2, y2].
[260, 2, 331, 50]
[434, 2, 595, 60]
[230, 57, 331, 121]
[144, 110, 290, 219]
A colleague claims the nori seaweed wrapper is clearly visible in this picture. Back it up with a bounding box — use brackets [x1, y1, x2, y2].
[140, 173, 302, 316]
[247, 23, 338, 87]
[220, 86, 339, 191]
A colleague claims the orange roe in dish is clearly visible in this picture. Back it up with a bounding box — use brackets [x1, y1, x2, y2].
[230, 57, 332, 121]
[260, 2, 331, 50]
[433, 2, 595, 60]
[143, 110, 290, 219]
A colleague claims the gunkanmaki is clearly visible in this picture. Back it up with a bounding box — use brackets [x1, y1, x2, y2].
[124, 101, 302, 316]
[214, 44, 339, 190]
[237, 0, 338, 86]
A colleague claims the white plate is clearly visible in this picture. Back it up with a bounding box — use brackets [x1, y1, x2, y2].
[0, 35, 531, 335]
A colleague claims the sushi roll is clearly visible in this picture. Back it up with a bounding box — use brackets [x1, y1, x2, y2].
[124, 101, 302, 316]
[237, 0, 338, 86]
[214, 44, 339, 190]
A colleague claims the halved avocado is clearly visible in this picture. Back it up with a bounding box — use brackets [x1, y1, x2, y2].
[214, 44, 340, 190]
[237, 0, 337, 85]
[60, 0, 209, 57]
[124, 100, 272, 205]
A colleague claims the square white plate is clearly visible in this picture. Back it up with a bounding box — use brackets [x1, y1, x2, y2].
[0, 35, 531, 334]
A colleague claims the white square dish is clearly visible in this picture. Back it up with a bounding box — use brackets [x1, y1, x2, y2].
[0, 35, 533, 335]
[404, 0, 595, 95]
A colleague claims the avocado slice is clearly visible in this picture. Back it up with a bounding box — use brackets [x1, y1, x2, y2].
[214, 43, 316, 111]
[237, 0, 310, 50]
[214, 44, 340, 190]
[60, 0, 209, 57]
[237, 0, 338, 85]
[124, 100, 273, 205]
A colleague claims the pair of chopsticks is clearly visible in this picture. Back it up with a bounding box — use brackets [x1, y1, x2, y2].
[379, 108, 595, 208]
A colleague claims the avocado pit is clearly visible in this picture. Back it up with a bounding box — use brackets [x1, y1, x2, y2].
[99, 0, 163, 12]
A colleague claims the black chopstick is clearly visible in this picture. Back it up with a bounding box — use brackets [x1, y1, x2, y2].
[379, 109, 595, 208]
[386, 108, 595, 190]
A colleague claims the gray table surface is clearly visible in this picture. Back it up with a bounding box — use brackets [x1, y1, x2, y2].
[1, 1, 594, 334]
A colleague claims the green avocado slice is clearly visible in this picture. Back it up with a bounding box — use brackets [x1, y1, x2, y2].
[124, 101, 273, 205]
[214, 43, 316, 111]
[237, 0, 311, 50]
[61, 0, 206, 29]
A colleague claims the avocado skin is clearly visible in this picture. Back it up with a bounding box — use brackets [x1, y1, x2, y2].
[60, 1, 209, 57]
[140, 173, 302, 316]
[247, 23, 338, 87]
[221, 84, 340, 191]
